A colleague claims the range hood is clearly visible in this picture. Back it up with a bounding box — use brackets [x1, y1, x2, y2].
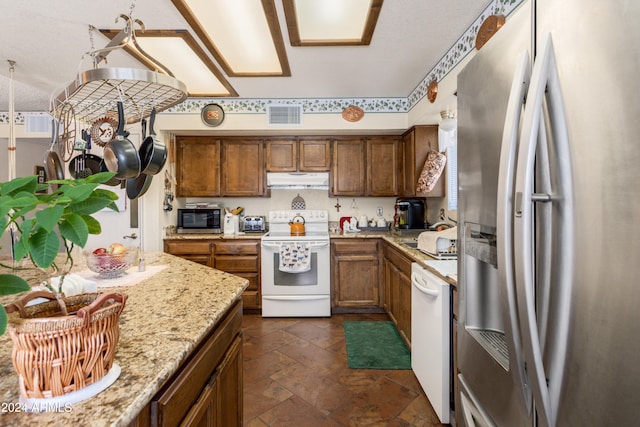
[266, 172, 329, 189]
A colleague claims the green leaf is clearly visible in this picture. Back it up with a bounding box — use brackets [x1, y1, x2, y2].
[62, 183, 100, 202]
[69, 196, 118, 215]
[0, 274, 31, 295]
[0, 308, 7, 336]
[2, 194, 39, 209]
[83, 171, 117, 185]
[28, 229, 61, 268]
[58, 214, 89, 247]
[0, 175, 38, 196]
[92, 188, 120, 201]
[82, 215, 102, 234]
[35, 205, 64, 232]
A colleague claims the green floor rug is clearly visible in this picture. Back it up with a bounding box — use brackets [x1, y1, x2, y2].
[344, 321, 411, 369]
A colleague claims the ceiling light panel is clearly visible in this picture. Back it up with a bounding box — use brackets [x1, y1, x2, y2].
[173, 0, 291, 76]
[284, 0, 383, 46]
[100, 29, 238, 97]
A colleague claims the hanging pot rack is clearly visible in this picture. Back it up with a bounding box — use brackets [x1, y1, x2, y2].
[51, 14, 187, 125]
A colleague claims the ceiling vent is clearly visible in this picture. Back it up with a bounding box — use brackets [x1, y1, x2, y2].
[267, 104, 302, 126]
[24, 114, 53, 134]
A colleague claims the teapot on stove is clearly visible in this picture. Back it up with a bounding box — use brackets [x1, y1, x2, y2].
[289, 214, 306, 236]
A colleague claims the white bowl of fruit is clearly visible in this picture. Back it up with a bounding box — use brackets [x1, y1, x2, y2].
[85, 244, 138, 279]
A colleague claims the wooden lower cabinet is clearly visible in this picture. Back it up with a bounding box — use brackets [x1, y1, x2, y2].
[383, 242, 412, 347]
[163, 239, 261, 311]
[130, 300, 243, 427]
[163, 240, 213, 267]
[331, 239, 381, 310]
[212, 240, 261, 311]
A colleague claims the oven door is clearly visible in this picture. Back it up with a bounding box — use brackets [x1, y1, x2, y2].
[261, 240, 330, 296]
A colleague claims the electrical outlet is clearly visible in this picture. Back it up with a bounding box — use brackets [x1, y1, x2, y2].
[376, 207, 383, 217]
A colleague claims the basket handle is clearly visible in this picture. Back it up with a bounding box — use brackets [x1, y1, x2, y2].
[77, 293, 128, 328]
[4, 291, 64, 318]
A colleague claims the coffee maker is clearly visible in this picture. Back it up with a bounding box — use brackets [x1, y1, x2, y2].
[394, 198, 426, 229]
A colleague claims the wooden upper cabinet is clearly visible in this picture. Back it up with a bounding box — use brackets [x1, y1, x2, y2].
[266, 139, 297, 172]
[221, 138, 265, 196]
[175, 136, 221, 197]
[401, 125, 445, 198]
[367, 136, 400, 196]
[299, 138, 331, 171]
[266, 138, 330, 172]
[331, 138, 366, 196]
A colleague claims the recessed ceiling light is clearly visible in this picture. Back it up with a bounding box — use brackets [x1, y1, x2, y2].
[99, 29, 238, 97]
[172, 0, 291, 76]
[283, 0, 383, 46]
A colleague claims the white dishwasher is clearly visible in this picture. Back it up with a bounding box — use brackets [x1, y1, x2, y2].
[411, 262, 451, 424]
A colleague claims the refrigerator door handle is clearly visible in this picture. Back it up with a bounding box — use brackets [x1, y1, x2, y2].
[514, 34, 575, 427]
[496, 50, 533, 413]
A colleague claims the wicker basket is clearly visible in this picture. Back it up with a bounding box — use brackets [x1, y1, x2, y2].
[4, 290, 128, 399]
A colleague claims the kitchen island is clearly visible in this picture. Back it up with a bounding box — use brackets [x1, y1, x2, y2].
[0, 252, 248, 426]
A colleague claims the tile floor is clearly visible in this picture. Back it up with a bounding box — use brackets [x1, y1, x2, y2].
[242, 313, 447, 426]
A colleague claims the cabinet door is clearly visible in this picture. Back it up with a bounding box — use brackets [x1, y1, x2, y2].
[299, 138, 331, 171]
[331, 240, 380, 308]
[367, 136, 400, 196]
[401, 125, 445, 197]
[180, 377, 217, 427]
[176, 137, 221, 197]
[331, 139, 366, 196]
[221, 139, 265, 196]
[216, 335, 243, 427]
[398, 268, 412, 345]
[266, 139, 297, 172]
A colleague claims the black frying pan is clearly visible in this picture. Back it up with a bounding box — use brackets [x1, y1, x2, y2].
[69, 153, 103, 178]
[139, 107, 167, 175]
[126, 173, 153, 199]
[104, 101, 141, 179]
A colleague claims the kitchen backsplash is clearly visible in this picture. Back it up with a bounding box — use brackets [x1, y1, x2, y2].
[182, 189, 455, 228]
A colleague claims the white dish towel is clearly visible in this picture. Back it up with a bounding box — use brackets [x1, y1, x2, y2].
[279, 243, 311, 273]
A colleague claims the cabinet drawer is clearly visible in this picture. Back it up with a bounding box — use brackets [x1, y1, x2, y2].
[214, 256, 259, 272]
[213, 241, 259, 255]
[165, 240, 212, 255]
[332, 239, 378, 254]
[384, 244, 412, 276]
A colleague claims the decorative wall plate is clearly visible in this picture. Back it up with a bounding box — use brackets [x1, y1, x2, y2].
[475, 14, 506, 50]
[342, 105, 364, 122]
[90, 116, 118, 147]
[427, 80, 438, 103]
[201, 103, 225, 127]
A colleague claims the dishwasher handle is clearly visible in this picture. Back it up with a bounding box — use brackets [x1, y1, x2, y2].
[411, 271, 439, 298]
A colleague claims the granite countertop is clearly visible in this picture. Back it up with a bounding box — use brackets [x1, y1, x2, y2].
[0, 252, 248, 426]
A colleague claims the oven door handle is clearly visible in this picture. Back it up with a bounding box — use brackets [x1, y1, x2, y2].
[261, 241, 329, 249]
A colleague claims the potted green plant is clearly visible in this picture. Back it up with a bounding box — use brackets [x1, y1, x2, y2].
[0, 171, 119, 335]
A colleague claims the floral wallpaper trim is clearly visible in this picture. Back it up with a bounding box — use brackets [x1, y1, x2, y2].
[408, 0, 526, 109]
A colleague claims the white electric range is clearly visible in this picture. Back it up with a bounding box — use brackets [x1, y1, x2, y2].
[261, 210, 330, 317]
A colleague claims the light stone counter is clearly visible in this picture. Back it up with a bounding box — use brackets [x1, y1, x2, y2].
[0, 252, 248, 426]
[164, 232, 265, 240]
[330, 231, 458, 287]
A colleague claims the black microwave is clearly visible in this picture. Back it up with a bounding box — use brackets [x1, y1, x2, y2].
[177, 208, 222, 233]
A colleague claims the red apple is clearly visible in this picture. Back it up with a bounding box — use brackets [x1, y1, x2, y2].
[93, 247, 108, 255]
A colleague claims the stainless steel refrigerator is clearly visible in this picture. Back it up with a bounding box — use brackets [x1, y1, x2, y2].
[456, 0, 640, 426]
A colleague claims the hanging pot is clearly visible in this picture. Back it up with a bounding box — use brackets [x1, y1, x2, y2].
[139, 107, 167, 175]
[126, 173, 153, 199]
[104, 102, 141, 179]
[44, 120, 65, 189]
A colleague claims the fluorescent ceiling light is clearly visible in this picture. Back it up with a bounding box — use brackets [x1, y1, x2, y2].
[283, 0, 383, 45]
[172, 0, 290, 76]
[100, 29, 238, 97]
